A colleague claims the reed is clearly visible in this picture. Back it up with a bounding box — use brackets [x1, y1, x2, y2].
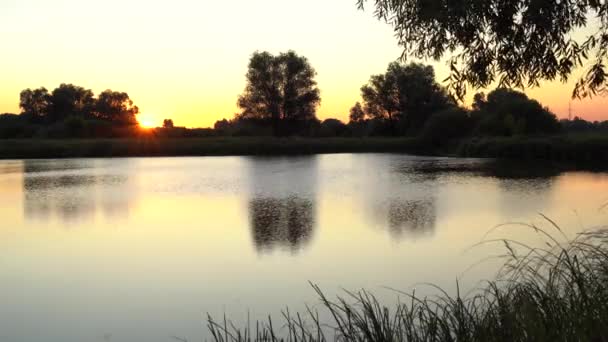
[207, 218, 608, 341]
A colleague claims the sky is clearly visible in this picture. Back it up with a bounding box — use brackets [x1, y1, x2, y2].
[1, 0, 607, 128]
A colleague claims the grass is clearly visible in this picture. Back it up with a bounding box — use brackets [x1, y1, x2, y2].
[206, 218, 608, 342]
[459, 134, 608, 165]
[0, 134, 607, 167]
[0, 137, 425, 159]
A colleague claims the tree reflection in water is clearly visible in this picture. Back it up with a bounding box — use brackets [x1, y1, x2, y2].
[246, 156, 318, 254]
[249, 196, 314, 253]
[388, 199, 436, 239]
[22, 159, 135, 224]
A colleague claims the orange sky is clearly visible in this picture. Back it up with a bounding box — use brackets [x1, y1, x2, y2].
[1, 0, 607, 128]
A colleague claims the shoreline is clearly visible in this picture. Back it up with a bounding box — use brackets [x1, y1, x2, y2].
[0, 136, 607, 168]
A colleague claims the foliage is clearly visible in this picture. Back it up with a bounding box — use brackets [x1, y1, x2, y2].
[561, 116, 608, 133]
[95, 90, 139, 124]
[420, 107, 473, 145]
[9, 84, 142, 138]
[19, 87, 50, 121]
[348, 102, 365, 123]
[357, 0, 608, 100]
[360, 62, 455, 135]
[18, 84, 139, 126]
[48, 83, 96, 122]
[237, 51, 321, 136]
[64, 116, 87, 138]
[0, 113, 38, 138]
[317, 119, 349, 137]
[472, 89, 560, 136]
[460, 134, 608, 164]
[163, 119, 175, 128]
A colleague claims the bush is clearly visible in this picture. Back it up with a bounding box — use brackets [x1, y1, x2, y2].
[64, 116, 87, 138]
[420, 107, 472, 145]
[0, 113, 36, 138]
[473, 89, 560, 136]
[317, 118, 349, 137]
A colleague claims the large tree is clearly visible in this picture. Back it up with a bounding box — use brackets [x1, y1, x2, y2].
[237, 51, 321, 135]
[95, 90, 139, 125]
[19, 87, 50, 121]
[48, 83, 95, 122]
[473, 88, 560, 136]
[360, 62, 454, 134]
[358, 0, 608, 99]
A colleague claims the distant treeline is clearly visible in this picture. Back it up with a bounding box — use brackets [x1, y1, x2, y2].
[1, 51, 607, 142]
[0, 83, 141, 139]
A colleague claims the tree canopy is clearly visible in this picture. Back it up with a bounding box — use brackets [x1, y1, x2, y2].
[358, 0, 608, 99]
[359, 62, 454, 135]
[163, 119, 175, 128]
[95, 90, 139, 124]
[48, 84, 95, 122]
[19, 87, 50, 121]
[472, 88, 560, 136]
[237, 51, 321, 135]
[19, 84, 139, 125]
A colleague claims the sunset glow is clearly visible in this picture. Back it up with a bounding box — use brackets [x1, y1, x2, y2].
[1, 0, 607, 127]
[138, 114, 158, 128]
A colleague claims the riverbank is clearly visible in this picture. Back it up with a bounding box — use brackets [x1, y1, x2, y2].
[0, 135, 607, 166]
[0, 137, 426, 159]
[459, 134, 608, 165]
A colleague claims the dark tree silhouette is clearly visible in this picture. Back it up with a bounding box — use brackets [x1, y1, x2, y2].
[95, 90, 139, 125]
[357, 0, 608, 99]
[318, 118, 348, 137]
[163, 119, 174, 128]
[237, 50, 321, 135]
[48, 84, 95, 122]
[472, 88, 560, 136]
[19, 87, 50, 121]
[349, 102, 365, 123]
[360, 62, 454, 135]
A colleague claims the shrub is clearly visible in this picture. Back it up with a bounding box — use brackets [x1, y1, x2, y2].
[420, 107, 473, 145]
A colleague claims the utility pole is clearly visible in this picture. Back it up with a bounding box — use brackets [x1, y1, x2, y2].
[568, 101, 572, 121]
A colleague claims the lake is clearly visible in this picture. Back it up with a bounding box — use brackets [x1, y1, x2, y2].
[1, 154, 607, 342]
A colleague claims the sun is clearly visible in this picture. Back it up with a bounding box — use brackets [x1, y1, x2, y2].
[138, 114, 157, 128]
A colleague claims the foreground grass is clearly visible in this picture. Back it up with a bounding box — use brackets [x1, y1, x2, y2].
[207, 221, 608, 342]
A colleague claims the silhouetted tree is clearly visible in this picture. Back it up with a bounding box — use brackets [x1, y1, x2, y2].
[472, 88, 560, 136]
[348, 102, 365, 123]
[48, 83, 95, 122]
[472, 92, 486, 111]
[237, 51, 321, 135]
[19, 87, 50, 121]
[318, 118, 348, 137]
[95, 90, 139, 125]
[163, 119, 174, 128]
[357, 0, 608, 99]
[360, 62, 454, 135]
[561, 116, 608, 133]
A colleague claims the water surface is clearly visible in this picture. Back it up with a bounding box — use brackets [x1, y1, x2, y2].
[0, 154, 606, 341]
